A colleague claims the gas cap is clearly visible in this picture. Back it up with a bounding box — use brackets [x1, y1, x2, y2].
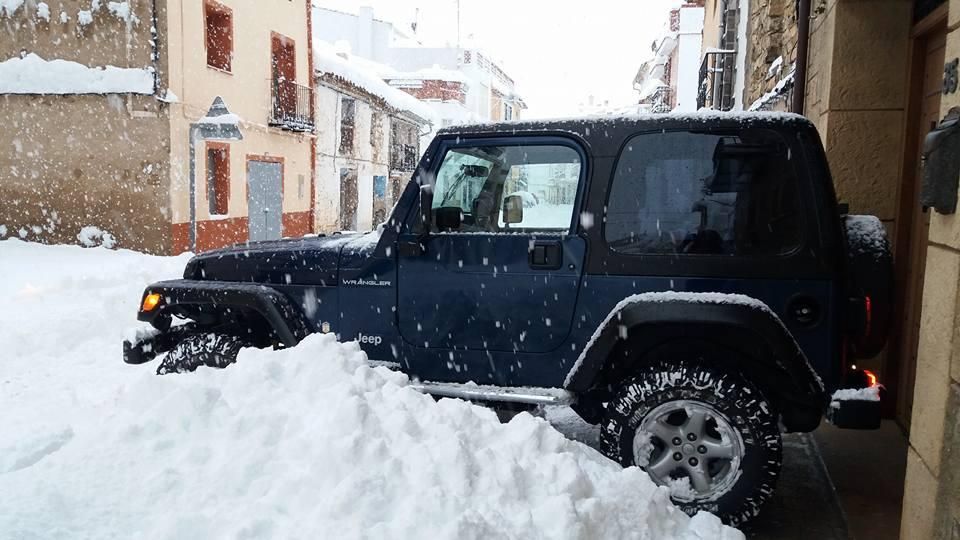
[787, 296, 821, 327]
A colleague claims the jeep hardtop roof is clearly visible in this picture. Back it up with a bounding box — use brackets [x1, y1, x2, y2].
[437, 111, 812, 139]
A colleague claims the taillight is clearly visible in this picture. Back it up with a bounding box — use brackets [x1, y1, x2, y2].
[864, 295, 872, 338]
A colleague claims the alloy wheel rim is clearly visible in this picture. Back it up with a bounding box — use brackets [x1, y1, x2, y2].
[635, 400, 745, 502]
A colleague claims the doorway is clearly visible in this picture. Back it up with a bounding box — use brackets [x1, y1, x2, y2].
[339, 168, 358, 231]
[247, 159, 283, 242]
[891, 8, 946, 427]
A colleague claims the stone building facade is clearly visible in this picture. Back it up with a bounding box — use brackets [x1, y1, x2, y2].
[1, 0, 315, 254]
[746, 0, 799, 108]
[1, 0, 171, 252]
[701, 0, 960, 536]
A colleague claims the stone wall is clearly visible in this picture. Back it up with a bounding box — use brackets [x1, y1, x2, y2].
[746, 0, 799, 108]
[0, 0, 157, 69]
[0, 0, 172, 253]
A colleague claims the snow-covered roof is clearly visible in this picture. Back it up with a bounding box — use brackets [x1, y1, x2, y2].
[0, 53, 154, 95]
[314, 42, 435, 124]
[443, 110, 811, 134]
[385, 65, 468, 84]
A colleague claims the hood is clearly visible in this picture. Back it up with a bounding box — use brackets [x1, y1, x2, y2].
[184, 233, 370, 286]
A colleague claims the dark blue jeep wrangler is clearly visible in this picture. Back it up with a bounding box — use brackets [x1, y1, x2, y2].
[124, 112, 893, 525]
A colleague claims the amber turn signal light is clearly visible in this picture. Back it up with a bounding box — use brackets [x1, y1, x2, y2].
[141, 293, 161, 312]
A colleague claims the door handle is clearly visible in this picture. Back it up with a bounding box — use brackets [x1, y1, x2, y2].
[529, 240, 562, 270]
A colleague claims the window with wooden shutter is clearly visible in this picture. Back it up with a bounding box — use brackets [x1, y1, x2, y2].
[205, 0, 233, 72]
[340, 98, 356, 154]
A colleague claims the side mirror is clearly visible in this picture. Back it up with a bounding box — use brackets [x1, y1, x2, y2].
[418, 184, 433, 233]
[502, 194, 524, 225]
[435, 206, 463, 231]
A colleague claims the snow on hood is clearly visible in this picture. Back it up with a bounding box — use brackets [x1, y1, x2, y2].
[0, 239, 742, 539]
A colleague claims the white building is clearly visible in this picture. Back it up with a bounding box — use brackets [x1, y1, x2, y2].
[314, 45, 432, 232]
[314, 6, 525, 127]
[633, 3, 704, 112]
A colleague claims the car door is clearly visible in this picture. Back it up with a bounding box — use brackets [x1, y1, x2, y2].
[396, 137, 588, 381]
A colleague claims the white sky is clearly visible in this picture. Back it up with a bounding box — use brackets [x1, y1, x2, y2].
[315, 0, 682, 118]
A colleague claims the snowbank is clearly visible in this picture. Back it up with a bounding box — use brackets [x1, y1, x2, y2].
[0, 240, 741, 539]
[77, 225, 116, 248]
[0, 53, 154, 95]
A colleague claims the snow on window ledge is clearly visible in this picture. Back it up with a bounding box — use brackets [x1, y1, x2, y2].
[0, 53, 154, 95]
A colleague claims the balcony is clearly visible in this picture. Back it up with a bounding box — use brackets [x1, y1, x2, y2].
[269, 78, 315, 132]
[697, 50, 737, 111]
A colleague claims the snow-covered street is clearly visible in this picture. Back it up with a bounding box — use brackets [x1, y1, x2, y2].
[0, 239, 741, 539]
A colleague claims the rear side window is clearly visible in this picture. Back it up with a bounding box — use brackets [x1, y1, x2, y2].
[604, 130, 803, 256]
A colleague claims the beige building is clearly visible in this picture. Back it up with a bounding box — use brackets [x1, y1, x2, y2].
[699, 0, 960, 536]
[1, 0, 315, 254]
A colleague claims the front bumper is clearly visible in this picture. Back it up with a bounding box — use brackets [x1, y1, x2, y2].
[123, 323, 197, 365]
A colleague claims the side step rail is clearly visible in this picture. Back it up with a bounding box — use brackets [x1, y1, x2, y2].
[408, 380, 576, 406]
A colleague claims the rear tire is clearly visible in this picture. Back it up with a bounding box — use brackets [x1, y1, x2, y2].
[156, 333, 244, 375]
[599, 359, 782, 526]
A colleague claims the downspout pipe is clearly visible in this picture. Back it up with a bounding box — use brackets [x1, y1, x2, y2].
[188, 124, 199, 252]
[792, 0, 811, 115]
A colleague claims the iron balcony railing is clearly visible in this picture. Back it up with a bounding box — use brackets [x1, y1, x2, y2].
[648, 86, 673, 113]
[697, 50, 737, 111]
[269, 78, 315, 132]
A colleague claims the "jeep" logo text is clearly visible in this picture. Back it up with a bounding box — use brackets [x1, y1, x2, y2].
[358, 333, 383, 346]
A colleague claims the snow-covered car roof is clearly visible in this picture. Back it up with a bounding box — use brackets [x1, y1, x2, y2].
[438, 111, 813, 137]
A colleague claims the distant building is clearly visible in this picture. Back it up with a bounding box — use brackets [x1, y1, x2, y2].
[314, 45, 432, 232]
[633, 2, 704, 113]
[699, 0, 771, 111]
[313, 6, 526, 127]
[0, 0, 315, 254]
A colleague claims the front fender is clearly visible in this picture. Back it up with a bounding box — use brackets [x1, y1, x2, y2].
[137, 279, 311, 347]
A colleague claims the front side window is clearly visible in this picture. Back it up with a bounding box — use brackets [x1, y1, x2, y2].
[430, 144, 582, 233]
[605, 130, 802, 256]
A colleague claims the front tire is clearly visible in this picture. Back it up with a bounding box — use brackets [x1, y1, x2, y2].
[599, 360, 782, 526]
[156, 333, 244, 375]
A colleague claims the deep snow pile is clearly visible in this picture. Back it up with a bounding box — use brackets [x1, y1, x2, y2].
[0, 239, 741, 539]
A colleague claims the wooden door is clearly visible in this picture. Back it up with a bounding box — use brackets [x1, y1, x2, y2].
[893, 21, 946, 428]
